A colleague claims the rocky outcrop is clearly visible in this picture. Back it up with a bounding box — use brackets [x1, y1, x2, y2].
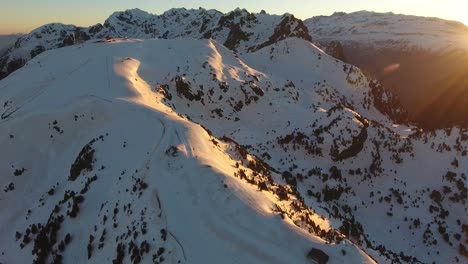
[217, 9, 256, 51]
[60, 29, 91, 47]
[307, 248, 329, 264]
[323, 41, 346, 62]
[249, 14, 312, 52]
[223, 23, 251, 50]
[30, 45, 45, 58]
[369, 79, 410, 125]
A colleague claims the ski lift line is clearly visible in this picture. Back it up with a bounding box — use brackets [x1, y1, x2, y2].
[66, 58, 91, 76]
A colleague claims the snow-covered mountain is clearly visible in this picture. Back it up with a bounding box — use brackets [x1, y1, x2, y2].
[305, 11, 468, 129]
[0, 8, 467, 264]
[0, 8, 311, 80]
[0, 38, 378, 264]
[1, 35, 467, 263]
[306, 11, 468, 52]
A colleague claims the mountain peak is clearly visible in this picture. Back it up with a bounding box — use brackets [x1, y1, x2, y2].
[104, 8, 154, 28]
[232, 7, 249, 13]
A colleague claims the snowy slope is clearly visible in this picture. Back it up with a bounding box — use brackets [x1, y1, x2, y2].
[130, 37, 466, 263]
[0, 38, 377, 264]
[0, 8, 311, 80]
[1, 37, 467, 264]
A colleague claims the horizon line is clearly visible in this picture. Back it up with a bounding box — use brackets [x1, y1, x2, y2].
[1, 7, 467, 35]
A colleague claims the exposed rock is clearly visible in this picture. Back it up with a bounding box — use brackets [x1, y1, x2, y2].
[60, 29, 90, 47]
[224, 23, 251, 51]
[323, 41, 346, 62]
[307, 248, 329, 264]
[249, 14, 313, 52]
[369, 79, 410, 125]
[6, 58, 26, 75]
[30, 45, 45, 58]
[69, 142, 96, 181]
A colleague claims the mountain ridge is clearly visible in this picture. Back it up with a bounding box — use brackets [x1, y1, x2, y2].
[0, 8, 312, 80]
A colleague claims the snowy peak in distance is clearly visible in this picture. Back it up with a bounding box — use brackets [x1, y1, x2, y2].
[305, 10, 468, 52]
[103, 8, 154, 32]
[305, 10, 468, 129]
[0, 7, 313, 79]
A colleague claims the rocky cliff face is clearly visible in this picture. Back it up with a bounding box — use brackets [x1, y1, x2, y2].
[321, 41, 347, 62]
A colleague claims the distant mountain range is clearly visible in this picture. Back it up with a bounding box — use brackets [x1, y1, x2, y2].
[306, 11, 468, 129]
[0, 8, 311, 78]
[0, 34, 24, 55]
[0, 8, 467, 264]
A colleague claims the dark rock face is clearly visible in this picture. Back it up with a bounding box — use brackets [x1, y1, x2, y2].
[307, 248, 329, 264]
[60, 29, 91, 47]
[214, 10, 257, 51]
[250, 14, 313, 52]
[369, 79, 410, 125]
[323, 41, 346, 62]
[223, 23, 251, 51]
[30, 45, 45, 58]
[175, 76, 195, 100]
[60, 35, 75, 47]
[69, 142, 96, 181]
[117, 12, 135, 24]
[331, 125, 368, 161]
[174, 76, 203, 101]
[216, 9, 253, 28]
[217, 12, 236, 28]
[0, 55, 9, 78]
[89, 24, 104, 35]
[6, 58, 26, 74]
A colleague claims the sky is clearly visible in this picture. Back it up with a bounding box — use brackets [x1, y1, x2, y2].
[1, 0, 467, 34]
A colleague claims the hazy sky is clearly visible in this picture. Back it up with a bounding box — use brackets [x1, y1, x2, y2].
[1, 0, 467, 34]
